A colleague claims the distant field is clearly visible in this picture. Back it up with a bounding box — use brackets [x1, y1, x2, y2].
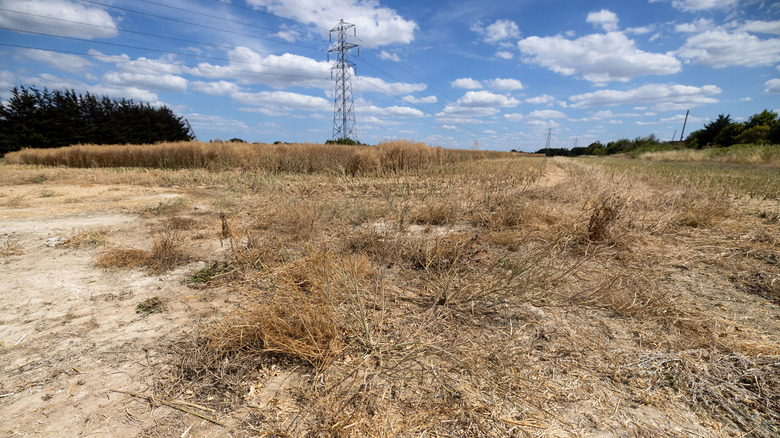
[1, 144, 778, 437]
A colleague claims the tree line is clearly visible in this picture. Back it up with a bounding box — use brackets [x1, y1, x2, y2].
[534, 109, 780, 157]
[0, 86, 192, 156]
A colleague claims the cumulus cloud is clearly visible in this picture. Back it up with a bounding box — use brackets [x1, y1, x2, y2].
[103, 72, 188, 93]
[650, 0, 739, 11]
[437, 90, 519, 119]
[191, 80, 240, 95]
[359, 104, 424, 117]
[451, 77, 483, 89]
[527, 109, 566, 119]
[738, 20, 780, 35]
[487, 78, 524, 91]
[247, 0, 417, 46]
[495, 51, 514, 60]
[355, 76, 427, 95]
[569, 83, 721, 111]
[586, 10, 619, 32]
[232, 90, 330, 113]
[504, 113, 524, 122]
[185, 113, 248, 131]
[0, 0, 117, 39]
[525, 94, 556, 104]
[677, 30, 780, 67]
[379, 51, 400, 61]
[402, 95, 437, 104]
[765, 79, 780, 93]
[472, 19, 520, 43]
[517, 32, 681, 83]
[21, 49, 93, 73]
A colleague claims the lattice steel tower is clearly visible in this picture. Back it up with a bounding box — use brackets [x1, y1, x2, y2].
[328, 19, 358, 143]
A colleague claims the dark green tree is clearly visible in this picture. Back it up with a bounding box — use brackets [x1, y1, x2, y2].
[0, 85, 191, 155]
[713, 122, 744, 147]
[686, 114, 731, 148]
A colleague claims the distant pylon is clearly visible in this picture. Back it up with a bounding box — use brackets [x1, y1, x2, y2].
[545, 128, 552, 148]
[328, 19, 359, 143]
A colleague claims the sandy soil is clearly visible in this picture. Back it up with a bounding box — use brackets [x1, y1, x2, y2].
[1, 184, 228, 437]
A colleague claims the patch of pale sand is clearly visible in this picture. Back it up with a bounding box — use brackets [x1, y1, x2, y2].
[0, 186, 230, 437]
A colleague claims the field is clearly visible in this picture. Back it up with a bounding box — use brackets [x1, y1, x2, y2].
[1, 141, 778, 437]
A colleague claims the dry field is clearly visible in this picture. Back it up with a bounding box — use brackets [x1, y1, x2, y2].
[1, 141, 778, 437]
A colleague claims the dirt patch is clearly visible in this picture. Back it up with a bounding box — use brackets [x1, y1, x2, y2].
[0, 185, 229, 437]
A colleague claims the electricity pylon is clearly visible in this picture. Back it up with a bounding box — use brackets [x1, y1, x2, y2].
[328, 19, 359, 143]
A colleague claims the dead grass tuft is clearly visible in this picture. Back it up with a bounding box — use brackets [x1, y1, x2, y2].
[585, 194, 626, 242]
[1, 238, 24, 256]
[96, 248, 150, 269]
[62, 227, 109, 249]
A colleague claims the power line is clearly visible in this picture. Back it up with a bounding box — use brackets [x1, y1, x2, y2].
[0, 27, 331, 76]
[0, 42, 328, 81]
[213, 0, 332, 32]
[77, 0, 323, 51]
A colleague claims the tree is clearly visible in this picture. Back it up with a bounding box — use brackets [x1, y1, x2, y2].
[686, 114, 731, 148]
[744, 110, 778, 130]
[735, 125, 771, 145]
[713, 122, 744, 147]
[585, 141, 606, 155]
[0, 85, 191, 155]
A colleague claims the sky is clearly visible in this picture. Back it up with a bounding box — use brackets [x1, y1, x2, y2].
[1, 0, 779, 151]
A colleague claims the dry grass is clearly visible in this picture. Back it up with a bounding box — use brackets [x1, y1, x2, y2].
[62, 227, 109, 249]
[4, 140, 510, 175]
[4, 146, 779, 436]
[639, 143, 780, 165]
[96, 223, 190, 274]
[1, 238, 24, 256]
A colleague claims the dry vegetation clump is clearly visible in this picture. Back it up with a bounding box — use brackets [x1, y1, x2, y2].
[62, 227, 109, 249]
[97, 223, 191, 274]
[1, 238, 24, 256]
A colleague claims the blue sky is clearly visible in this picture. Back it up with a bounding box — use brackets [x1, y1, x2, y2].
[1, 0, 779, 151]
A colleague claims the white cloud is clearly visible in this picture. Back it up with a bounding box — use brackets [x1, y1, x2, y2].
[21, 49, 93, 73]
[626, 25, 654, 35]
[738, 20, 780, 35]
[272, 27, 301, 42]
[451, 77, 483, 89]
[675, 18, 715, 33]
[402, 95, 437, 104]
[246, 0, 417, 46]
[677, 30, 780, 67]
[525, 94, 556, 104]
[379, 51, 400, 61]
[487, 78, 524, 91]
[650, 0, 739, 11]
[569, 83, 721, 111]
[19, 72, 161, 103]
[528, 109, 566, 119]
[484, 129, 497, 134]
[472, 19, 520, 43]
[191, 80, 240, 95]
[504, 113, 524, 122]
[590, 110, 641, 119]
[189, 47, 330, 89]
[586, 10, 619, 32]
[495, 51, 514, 60]
[186, 113, 248, 131]
[437, 90, 519, 119]
[457, 90, 519, 107]
[355, 76, 426, 95]
[765, 79, 780, 93]
[103, 72, 188, 93]
[232, 90, 330, 113]
[359, 104, 424, 117]
[0, 0, 117, 39]
[517, 32, 681, 83]
[441, 125, 458, 130]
